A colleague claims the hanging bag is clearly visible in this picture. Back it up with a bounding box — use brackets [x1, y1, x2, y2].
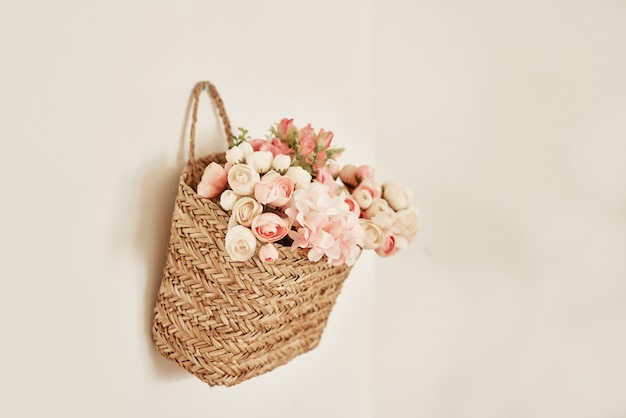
[151, 81, 353, 387]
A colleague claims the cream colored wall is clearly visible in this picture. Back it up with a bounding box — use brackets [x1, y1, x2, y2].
[373, 1, 626, 417]
[0, 1, 376, 417]
[1, 1, 625, 417]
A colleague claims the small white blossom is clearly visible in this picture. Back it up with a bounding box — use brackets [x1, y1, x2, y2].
[225, 146, 244, 164]
[219, 190, 239, 211]
[238, 142, 254, 157]
[272, 154, 291, 173]
[285, 166, 312, 186]
[245, 151, 273, 173]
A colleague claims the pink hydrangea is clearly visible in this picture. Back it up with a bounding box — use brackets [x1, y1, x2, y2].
[285, 182, 364, 266]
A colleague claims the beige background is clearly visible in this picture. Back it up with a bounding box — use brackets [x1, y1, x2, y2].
[1, 1, 625, 417]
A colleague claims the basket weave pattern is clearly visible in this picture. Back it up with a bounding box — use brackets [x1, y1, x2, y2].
[151, 82, 353, 387]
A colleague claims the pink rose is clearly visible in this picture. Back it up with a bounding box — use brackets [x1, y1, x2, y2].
[270, 138, 294, 156]
[339, 164, 358, 187]
[276, 118, 296, 138]
[316, 129, 333, 149]
[259, 242, 279, 263]
[250, 139, 267, 152]
[250, 138, 293, 157]
[298, 124, 316, 156]
[355, 165, 375, 182]
[375, 232, 400, 257]
[197, 162, 228, 198]
[254, 171, 294, 208]
[251, 213, 290, 243]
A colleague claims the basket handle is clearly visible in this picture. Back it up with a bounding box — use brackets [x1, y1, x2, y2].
[188, 81, 233, 163]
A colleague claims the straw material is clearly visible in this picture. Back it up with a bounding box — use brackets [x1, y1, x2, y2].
[151, 81, 353, 387]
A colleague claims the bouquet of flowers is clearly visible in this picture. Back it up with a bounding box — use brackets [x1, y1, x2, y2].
[195, 118, 418, 266]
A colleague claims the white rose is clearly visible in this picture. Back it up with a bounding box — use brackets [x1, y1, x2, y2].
[225, 225, 257, 261]
[219, 190, 239, 211]
[365, 198, 396, 230]
[272, 154, 291, 173]
[227, 163, 260, 195]
[382, 181, 410, 211]
[285, 166, 312, 186]
[352, 188, 373, 210]
[226, 146, 244, 164]
[238, 142, 254, 157]
[393, 206, 418, 240]
[229, 196, 263, 227]
[245, 151, 273, 173]
[359, 219, 385, 250]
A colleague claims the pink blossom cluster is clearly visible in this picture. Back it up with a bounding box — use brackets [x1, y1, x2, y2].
[266, 118, 343, 177]
[195, 119, 417, 266]
[286, 182, 363, 267]
[338, 164, 418, 257]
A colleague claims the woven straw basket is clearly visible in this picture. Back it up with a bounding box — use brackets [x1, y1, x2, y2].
[151, 81, 354, 387]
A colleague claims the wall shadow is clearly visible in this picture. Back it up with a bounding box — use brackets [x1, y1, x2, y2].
[134, 92, 194, 380]
[133, 86, 230, 381]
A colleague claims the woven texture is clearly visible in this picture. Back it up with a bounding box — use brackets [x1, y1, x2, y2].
[151, 82, 353, 387]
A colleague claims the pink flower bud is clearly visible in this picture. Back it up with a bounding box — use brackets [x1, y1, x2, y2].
[259, 242, 279, 263]
[375, 232, 400, 257]
[316, 129, 334, 149]
[298, 124, 316, 156]
[277, 118, 295, 138]
[339, 164, 358, 187]
[197, 162, 228, 199]
[355, 165, 375, 183]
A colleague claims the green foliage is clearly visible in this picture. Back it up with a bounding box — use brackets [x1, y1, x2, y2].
[232, 127, 250, 146]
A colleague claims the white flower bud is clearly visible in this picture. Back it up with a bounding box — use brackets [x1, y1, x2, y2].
[238, 142, 254, 157]
[285, 166, 312, 186]
[226, 146, 244, 164]
[245, 151, 273, 173]
[352, 188, 374, 210]
[219, 190, 239, 211]
[359, 219, 385, 250]
[272, 154, 291, 172]
[382, 181, 410, 211]
[393, 206, 418, 240]
[365, 198, 396, 230]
